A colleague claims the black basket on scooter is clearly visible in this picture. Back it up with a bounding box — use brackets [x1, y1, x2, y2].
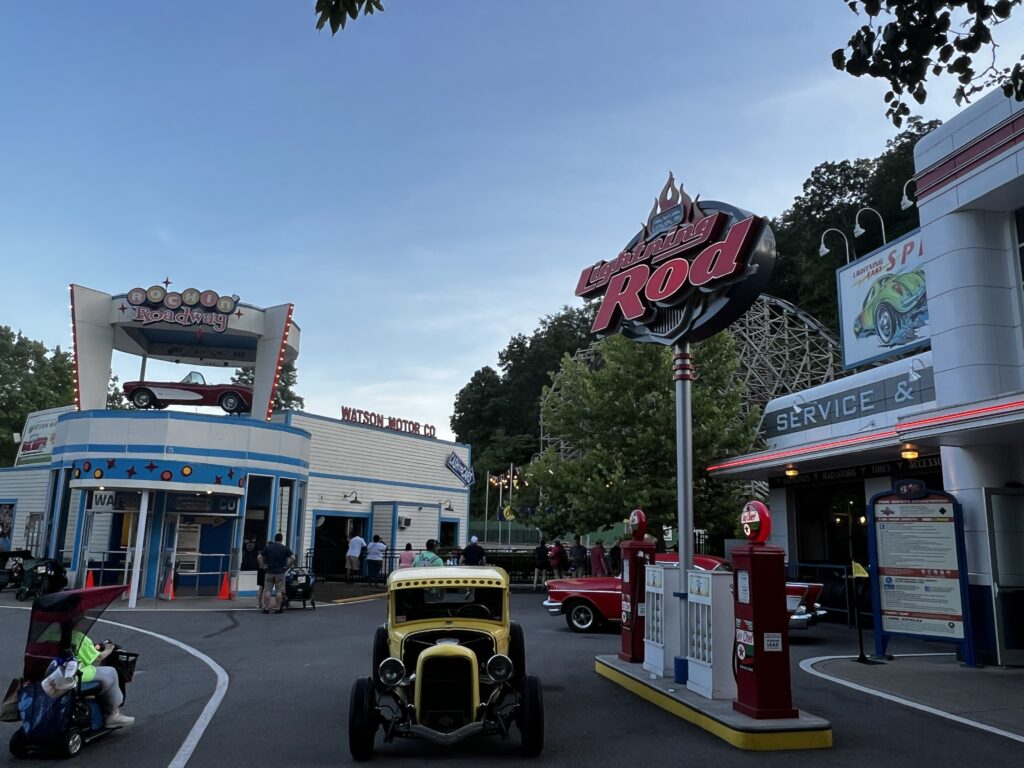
[282, 567, 316, 610]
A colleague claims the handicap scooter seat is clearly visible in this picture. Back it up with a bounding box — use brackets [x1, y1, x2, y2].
[79, 681, 102, 696]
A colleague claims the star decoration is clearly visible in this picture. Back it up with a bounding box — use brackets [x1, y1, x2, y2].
[144, 462, 158, 472]
[227, 468, 235, 479]
[234, 309, 244, 319]
[162, 277, 172, 289]
[118, 303, 128, 315]
[214, 476, 222, 485]
[106, 459, 116, 469]
[125, 466, 137, 479]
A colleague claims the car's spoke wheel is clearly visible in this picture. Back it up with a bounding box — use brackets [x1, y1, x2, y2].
[220, 393, 241, 413]
[875, 304, 897, 344]
[518, 673, 544, 756]
[131, 389, 154, 409]
[348, 676, 377, 761]
[566, 601, 597, 633]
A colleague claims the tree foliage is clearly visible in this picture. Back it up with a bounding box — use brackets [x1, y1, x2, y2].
[0, 326, 74, 467]
[528, 333, 758, 540]
[232, 361, 306, 412]
[834, 1, 1023, 125]
[451, 305, 596, 513]
[315, 0, 383, 34]
[767, 116, 941, 332]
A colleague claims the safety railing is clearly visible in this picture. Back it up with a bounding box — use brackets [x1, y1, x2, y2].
[172, 552, 232, 597]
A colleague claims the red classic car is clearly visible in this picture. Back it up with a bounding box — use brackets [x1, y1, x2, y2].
[543, 553, 825, 633]
[123, 371, 253, 413]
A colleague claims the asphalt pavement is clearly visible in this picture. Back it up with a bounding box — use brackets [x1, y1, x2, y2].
[0, 586, 1021, 767]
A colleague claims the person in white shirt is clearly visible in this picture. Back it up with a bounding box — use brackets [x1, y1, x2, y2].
[346, 532, 367, 583]
[365, 534, 387, 586]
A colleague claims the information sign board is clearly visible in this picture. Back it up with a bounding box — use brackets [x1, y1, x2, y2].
[867, 479, 975, 664]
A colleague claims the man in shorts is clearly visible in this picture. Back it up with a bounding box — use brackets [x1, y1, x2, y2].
[259, 532, 295, 614]
[346, 531, 367, 582]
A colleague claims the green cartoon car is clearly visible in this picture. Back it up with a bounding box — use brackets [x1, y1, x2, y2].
[853, 268, 928, 345]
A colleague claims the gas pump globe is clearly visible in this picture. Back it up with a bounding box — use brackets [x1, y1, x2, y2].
[625, 508, 648, 540]
[740, 500, 771, 543]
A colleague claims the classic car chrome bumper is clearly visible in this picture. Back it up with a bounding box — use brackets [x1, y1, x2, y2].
[789, 604, 827, 629]
[398, 721, 490, 745]
[542, 599, 563, 616]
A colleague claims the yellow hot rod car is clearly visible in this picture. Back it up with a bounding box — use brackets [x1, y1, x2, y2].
[348, 566, 544, 760]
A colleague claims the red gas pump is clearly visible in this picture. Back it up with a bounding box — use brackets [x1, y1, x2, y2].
[732, 501, 798, 719]
[619, 509, 657, 663]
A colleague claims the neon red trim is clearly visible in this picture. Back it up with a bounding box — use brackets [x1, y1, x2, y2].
[69, 285, 81, 411]
[707, 397, 1024, 472]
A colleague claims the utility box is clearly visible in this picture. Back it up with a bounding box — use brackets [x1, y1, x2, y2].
[686, 569, 736, 699]
[643, 563, 682, 677]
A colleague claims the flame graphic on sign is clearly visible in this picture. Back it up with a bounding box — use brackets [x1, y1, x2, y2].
[645, 172, 707, 233]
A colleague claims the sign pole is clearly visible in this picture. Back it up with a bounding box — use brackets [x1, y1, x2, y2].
[128, 490, 149, 608]
[484, 471, 490, 543]
[674, 343, 694, 680]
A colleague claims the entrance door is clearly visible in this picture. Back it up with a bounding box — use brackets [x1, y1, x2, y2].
[985, 490, 1024, 665]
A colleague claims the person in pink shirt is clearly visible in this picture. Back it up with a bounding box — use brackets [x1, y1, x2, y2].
[397, 542, 416, 568]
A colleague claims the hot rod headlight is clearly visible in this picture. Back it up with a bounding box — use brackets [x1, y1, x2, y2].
[378, 657, 405, 688]
[486, 654, 513, 683]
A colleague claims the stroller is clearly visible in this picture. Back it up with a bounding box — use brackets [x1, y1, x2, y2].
[282, 566, 316, 610]
[15, 558, 68, 602]
[8, 585, 139, 759]
[0, 549, 30, 592]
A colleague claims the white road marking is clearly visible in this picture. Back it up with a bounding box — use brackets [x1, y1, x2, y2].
[98, 617, 229, 768]
[0, 605, 229, 767]
[800, 653, 1024, 744]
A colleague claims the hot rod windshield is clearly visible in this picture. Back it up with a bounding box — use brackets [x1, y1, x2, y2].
[393, 586, 504, 624]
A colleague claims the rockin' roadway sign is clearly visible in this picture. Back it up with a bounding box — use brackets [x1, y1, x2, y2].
[576, 174, 775, 345]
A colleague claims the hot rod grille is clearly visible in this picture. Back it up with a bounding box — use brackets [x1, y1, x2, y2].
[402, 630, 496, 672]
[419, 655, 474, 731]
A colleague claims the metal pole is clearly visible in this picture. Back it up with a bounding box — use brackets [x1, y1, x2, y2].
[498, 479, 504, 547]
[485, 471, 490, 543]
[128, 490, 149, 608]
[674, 343, 694, 677]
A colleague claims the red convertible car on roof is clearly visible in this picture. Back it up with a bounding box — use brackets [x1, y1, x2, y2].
[543, 553, 825, 633]
[123, 371, 253, 414]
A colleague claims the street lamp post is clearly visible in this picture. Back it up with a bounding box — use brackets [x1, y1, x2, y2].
[901, 178, 916, 210]
[819, 228, 852, 264]
[854, 207, 887, 244]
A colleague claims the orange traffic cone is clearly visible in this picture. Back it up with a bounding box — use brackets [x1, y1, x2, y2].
[85, 570, 95, 588]
[159, 570, 175, 601]
[217, 572, 231, 600]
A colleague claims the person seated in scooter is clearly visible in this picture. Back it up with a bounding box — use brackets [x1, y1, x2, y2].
[72, 631, 135, 728]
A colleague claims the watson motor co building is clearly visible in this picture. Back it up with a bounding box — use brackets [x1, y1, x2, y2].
[711, 90, 1024, 666]
[0, 283, 471, 605]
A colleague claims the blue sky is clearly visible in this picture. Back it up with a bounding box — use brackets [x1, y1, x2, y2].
[2, 2, 1021, 440]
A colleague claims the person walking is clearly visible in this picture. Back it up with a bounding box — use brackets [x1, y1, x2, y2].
[589, 539, 609, 577]
[346, 530, 367, 583]
[569, 535, 588, 577]
[397, 542, 416, 568]
[532, 539, 550, 591]
[459, 535, 487, 566]
[365, 534, 387, 586]
[609, 539, 621, 576]
[413, 539, 444, 567]
[260, 532, 295, 614]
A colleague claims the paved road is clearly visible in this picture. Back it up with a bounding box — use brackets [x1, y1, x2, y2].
[1, 591, 1020, 767]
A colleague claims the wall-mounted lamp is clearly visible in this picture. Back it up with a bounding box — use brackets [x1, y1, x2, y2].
[853, 207, 888, 243]
[441, 499, 454, 512]
[784, 464, 799, 478]
[343, 491, 362, 505]
[908, 358, 926, 383]
[98, 486, 105, 491]
[901, 178, 916, 211]
[12, 432, 21, 444]
[859, 515, 867, 525]
[791, 394, 806, 416]
[819, 228, 852, 264]
[900, 442, 920, 460]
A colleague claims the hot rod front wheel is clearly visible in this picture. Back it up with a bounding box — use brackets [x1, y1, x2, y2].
[518, 673, 544, 756]
[348, 676, 378, 761]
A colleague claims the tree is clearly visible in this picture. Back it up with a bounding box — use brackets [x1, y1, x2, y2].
[231, 361, 306, 412]
[107, 374, 131, 410]
[528, 332, 758, 540]
[0, 326, 74, 467]
[766, 117, 940, 334]
[315, 0, 383, 34]
[834, 1, 1023, 126]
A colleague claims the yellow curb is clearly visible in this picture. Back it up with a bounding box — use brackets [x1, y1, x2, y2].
[595, 659, 832, 751]
[331, 593, 386, 605]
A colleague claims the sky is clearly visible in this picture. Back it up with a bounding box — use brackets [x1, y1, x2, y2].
[2, 2, 1022, 441]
